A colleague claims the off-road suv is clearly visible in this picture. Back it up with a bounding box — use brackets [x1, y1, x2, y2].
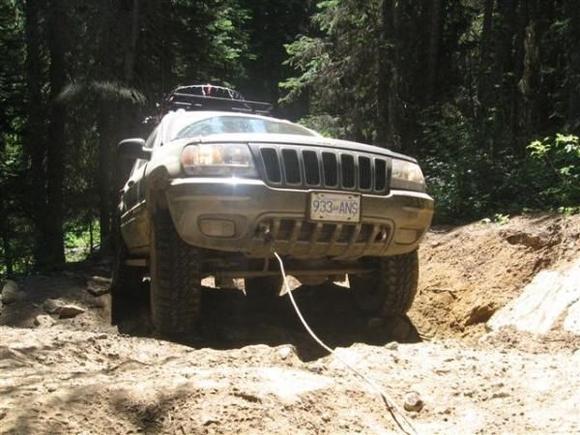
[113, 85, 434, 338]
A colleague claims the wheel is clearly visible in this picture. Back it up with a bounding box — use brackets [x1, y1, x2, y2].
[150, 209, 202, 338]
[111, 241, 147, 326]
[244, 276, 282, 304]
[350, 250, 419, 316]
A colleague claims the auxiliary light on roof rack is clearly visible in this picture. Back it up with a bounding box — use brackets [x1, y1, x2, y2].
[162, 84, 273, 116]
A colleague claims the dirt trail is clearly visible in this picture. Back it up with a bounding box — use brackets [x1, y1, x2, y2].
[1, 213, 579, 434]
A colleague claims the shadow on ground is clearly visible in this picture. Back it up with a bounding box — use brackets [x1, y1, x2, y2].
[118, 282, 421, 362]
[1, 268, 421, 363]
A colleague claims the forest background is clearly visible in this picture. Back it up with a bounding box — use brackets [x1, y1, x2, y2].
[0, 0, 578, 275]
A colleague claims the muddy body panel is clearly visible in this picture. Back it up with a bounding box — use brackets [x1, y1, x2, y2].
[161, 178, 433, 259]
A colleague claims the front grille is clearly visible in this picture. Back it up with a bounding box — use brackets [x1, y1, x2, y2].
[255, 145, 390, 193]
[252, 218, 391, 258]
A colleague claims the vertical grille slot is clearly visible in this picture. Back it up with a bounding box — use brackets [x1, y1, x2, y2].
[341, 154, 355, 188]
[258, 145, 389, 194]
[322, 152, 338, 187]
[303, 150, 320, 185]
[282, 149, 301, 184]
[260, 148, 281, 183]
[359, 156, 371, 190]
[375, 158, 386, 191]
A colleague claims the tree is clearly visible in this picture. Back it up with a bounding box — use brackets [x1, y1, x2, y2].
[43, 0, 67, 267]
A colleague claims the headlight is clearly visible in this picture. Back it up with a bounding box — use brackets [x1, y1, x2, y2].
[391, 159, 426, 192]
[180, 143, 258, 177]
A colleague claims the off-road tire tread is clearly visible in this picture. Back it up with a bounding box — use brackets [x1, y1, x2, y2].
[351, 250, 419, 316]
[379, 250, 419, 315]
[150, 210, 201, 337]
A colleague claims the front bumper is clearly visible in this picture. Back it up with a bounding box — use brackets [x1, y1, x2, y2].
[166, 177, 434, 259]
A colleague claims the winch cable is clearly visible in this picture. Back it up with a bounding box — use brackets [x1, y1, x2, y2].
[272, 252, 417, 435]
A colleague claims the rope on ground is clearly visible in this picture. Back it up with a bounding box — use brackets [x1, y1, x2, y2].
[272, 251, 418, 435]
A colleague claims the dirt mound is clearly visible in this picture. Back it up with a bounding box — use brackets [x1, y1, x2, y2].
[1, 214, 580, 433]
[2, 326, 579, 434]
[410, 213, 580, 341]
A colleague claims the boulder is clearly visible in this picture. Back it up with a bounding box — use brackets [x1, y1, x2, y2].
[43, 298, 62, 314]
[86, 279, 110, 297]
[488, 258, 580, 334]
[34, 315, 56, 328]
[563, 299, 580, 335]
[57, 304, 85, 319]
[1, 281, 24, 304]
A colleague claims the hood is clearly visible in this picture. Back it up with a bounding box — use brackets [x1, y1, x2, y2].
[176, 133, 417, 162]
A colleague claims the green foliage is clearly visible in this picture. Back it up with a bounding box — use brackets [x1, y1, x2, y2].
[527, 134, 580, 208]
[1, 0, 580, 275]
[297, 114, 348, 138]
[65, 219, 100, 263]
[280, 0, 580, 223]
[280, 0, 381, 141]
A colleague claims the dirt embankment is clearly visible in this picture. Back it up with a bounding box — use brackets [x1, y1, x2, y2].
[1, 213, 579, 434]
[411, 213, 580, 342]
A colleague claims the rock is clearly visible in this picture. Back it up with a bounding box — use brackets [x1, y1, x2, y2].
[90, 275, 112, 285]
[43, 299, 61, 314]
[403, 391, 424, 412]
[87, 280, 110, 297]
[488, 258, 580, 334]
[201, 415, 220, 426]
[501, 229, 556, 250]
[43, 299, 85, 318]
[1, 280, 24, 304]
[385, 341, 399, 351]
[563, 299, 580, 335]
[34, 315, 56, 328]
[57, 304, 85, 319]
[277, 345, 296, 361]
[465, 303, 496, 326]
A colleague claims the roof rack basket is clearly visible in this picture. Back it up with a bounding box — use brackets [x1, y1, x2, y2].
[162, 84, 273, 115]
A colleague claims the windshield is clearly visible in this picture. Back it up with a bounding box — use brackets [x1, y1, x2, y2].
[173, 116, 315, 139]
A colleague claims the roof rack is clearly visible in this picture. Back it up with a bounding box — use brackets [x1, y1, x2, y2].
[162, 84, 273, 116]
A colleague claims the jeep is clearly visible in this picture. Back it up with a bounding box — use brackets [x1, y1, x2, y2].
[113, 85, 434, 338]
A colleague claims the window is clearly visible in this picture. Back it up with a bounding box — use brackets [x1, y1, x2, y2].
[174, 116, 315, 140]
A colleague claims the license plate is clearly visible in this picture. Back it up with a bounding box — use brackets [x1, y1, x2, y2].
[309, 192, 361, 223]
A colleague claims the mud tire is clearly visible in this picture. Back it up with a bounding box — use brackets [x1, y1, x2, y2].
[150, 210, 202, 338]
[111, 242, 147, 326]
[350, 250, 419, 316]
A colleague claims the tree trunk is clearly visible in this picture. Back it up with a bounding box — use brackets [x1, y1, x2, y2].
[97, 108, 112, 255]
[566, 0, 580, 132]
[45, 0, 67, 268]
[517, 0, 540, 151]
[477, 0, 494, 107]
[495, 0, 518, 150]
[427, 0, 444, 102]
[377, 0, 402, 151]
[0, 129, 12, 276]
[124, 0, 140, 84]
[23, 0, 49, 268]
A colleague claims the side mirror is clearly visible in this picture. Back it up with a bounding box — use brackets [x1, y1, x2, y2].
[118, 138, 152, 160]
